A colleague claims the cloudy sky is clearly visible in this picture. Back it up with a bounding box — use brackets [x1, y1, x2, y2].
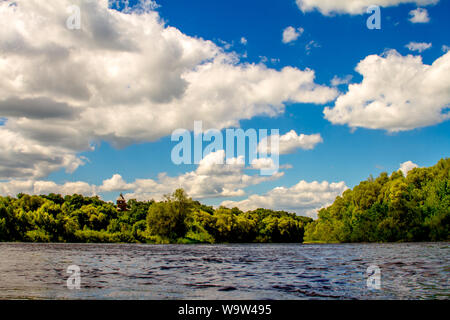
[0, 0, 449, 218]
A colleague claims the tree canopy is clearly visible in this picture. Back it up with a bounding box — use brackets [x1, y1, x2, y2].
[304, 158, 449, 243]
[0, 189, 312, 244]
[0, 158, 448, 244]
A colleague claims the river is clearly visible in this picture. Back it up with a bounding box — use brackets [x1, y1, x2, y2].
[0, 242, 448, 299]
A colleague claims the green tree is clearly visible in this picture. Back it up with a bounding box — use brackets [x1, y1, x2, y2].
[146, 189, 193, 240]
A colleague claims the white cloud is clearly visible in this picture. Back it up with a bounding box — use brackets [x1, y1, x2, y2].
[221, 180, 348, 218]
[258, 130, 323, 155]
[240, 37, 247, 45]
[442, 45, 450, 53]
[305, 40, 320, 54]
[0, 126, 87, 180]
[0, 0, 338, 179]
[405, 42, 432, 52]
[409, 8, 430, 23]
[331, 75, 353, 87]
[399, 161, 419, 175]
[124, 151, 284, 200]
[0, 150, 285, 200]
[324, 50, 450, 132]
[250, 158, 277, 170]
[0, 180, 97, 197]
[217, 39, 233, 50]
[296, 0, 438, 15]
[282, 26, 304, 44]
[99, 174, 134, 192]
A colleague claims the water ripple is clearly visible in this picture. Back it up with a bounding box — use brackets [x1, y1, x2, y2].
[0, 242, 448, 300]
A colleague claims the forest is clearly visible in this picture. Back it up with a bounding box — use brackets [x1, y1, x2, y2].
[304, 158, 449, 243]
[0, 158, 448, 244]
[0, 188, 312, 244]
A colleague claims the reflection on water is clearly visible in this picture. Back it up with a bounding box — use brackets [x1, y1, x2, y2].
[0, 242, 448, 300]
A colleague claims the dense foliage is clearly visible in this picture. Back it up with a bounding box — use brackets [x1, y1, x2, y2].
[1, 159, 447, 244]
[0, 188, 312, 244]
[304, 158, 450, 243]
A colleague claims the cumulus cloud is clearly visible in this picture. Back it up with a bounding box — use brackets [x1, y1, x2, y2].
[0, 180, 97, 197]
[399, 161, 419, 175]
[0, 150, 285, 200]
[324, 50, 450, 132]
[282, 26, 304, 44]
[296, 0, 438, 15]
[125, 151, 284, 200]
[250, 158, 277, 170]
[405, 42, 432, 52]
[0, 0, 338, 179]
[409, 8, 430, 23]
[0, 127, 87, 180]
[331, 75, 353, 87]
[221, 180, 348, 218]
[0, 97, 79, 120]
[258, 130, 323, 155]
[99, 174, 134, 192]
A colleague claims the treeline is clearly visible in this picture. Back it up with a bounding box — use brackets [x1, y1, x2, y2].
[0, 189, 312, 244]
[304, 158, 450, 243]
[1, 159, 448, 244]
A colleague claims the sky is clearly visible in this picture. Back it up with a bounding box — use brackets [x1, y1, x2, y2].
[0, 0, 449, 218]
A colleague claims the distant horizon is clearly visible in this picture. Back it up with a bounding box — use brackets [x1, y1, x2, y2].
[3, 157, 447, 220]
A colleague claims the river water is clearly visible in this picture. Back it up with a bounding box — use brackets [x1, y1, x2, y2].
[0, 242, 448, 300]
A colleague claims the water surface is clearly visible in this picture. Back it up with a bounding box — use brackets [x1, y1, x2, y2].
[0, 242, 448, 299]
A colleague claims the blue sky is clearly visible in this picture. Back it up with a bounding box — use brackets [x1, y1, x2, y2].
[1, 0, 449, 217]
